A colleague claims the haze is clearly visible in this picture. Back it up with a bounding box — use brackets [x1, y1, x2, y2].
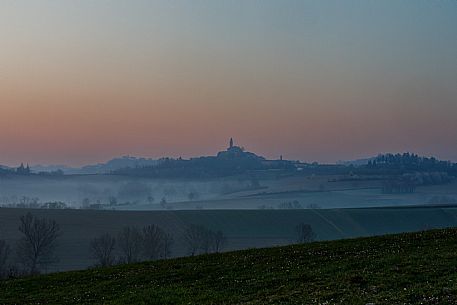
[1, 0, 456, 166]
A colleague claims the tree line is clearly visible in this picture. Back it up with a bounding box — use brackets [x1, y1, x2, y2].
[90, 224, 229, 267]
[90, 225, 174, 267]
[0, 213, 316, 279]
[367, 153, 456, 174]
[0, 213, 232, 278]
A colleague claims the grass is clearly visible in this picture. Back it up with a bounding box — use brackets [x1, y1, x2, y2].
[2, 229, 457, 304]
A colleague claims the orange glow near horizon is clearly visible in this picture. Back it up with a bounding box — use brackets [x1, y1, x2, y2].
[1, 1, 457, 166]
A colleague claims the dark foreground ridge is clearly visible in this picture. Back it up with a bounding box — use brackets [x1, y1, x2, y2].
[1, 229, 457, 304]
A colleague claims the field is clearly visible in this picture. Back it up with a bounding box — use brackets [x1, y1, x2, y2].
[2, 206, 457, 272]
[2, 228, 457, 304]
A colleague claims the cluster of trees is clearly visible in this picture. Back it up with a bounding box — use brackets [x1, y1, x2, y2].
[367, 153, 456, 174]
[184, 225, 227, 256]
[404, 172, 452, 186]
[296, 153, 457, 178]
[0, 196, 39, 208]
[0, 213, 316, 279]
[40, 202, 68, 209]
[90, 225, 174, 267]
[382, 178, 416, 194]
[258, 202, 321, 210]
[382, 172, 452, 194]
[0, 217, 230, 278]
[295, 223, 316, 243]
[90, 224, 228, 267]
[277, 200, 303, 209]
[0, 196, 69, 210]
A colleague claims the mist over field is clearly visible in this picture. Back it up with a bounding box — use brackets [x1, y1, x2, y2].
[0, 175, 230, 209]
[1, 172, 457, 211]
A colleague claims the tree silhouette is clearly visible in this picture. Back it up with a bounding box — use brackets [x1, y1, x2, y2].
[90, 233, 116, 267]
[17, 213, 60, 274]
[295, 223, 316, 244]
[117, 227, 143, 264]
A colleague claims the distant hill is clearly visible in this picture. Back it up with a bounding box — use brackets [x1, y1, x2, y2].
[31, 156, 160, 175]
[30, 164, 74, 173]
[16, 149, 457, 178]
[29, 139, 293, 177]
[2, 228, 457, 304]
[113, 147, 293, 178]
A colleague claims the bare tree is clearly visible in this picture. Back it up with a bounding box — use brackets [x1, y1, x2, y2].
[161, 232, 173, 259]
[117, 226, 143, 264]
[184, 224, 207, 256]
[0, 240, 10, 278]
[142, 225, 162, 260]
[184, 225, 225, 255]
[17, 213, 60, 274]
[201, 229, 213, 254]
[142, 225, 173, 260]
[212, 230, 227, 253]
[295, 223, 316, 243]
[90, 233, 116, 267]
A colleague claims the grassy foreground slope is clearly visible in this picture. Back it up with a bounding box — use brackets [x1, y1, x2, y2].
[2, 229, 457, 305]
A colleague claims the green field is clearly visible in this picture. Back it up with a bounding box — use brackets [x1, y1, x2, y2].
[2, 228, 457, 304]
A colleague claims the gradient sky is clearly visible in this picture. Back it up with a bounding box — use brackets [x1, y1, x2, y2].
[1, 1, 457, 166]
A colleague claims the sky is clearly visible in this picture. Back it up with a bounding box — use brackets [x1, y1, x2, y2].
[1, 0, 456, 166]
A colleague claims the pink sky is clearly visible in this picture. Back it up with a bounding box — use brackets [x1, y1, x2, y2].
[1, 1, 456, 166]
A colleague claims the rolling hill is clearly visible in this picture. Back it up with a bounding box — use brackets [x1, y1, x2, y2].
[1, 228, 457, 304]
